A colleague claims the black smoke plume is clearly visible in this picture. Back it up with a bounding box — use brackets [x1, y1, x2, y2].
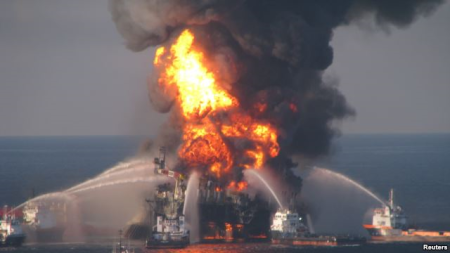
[109, 0, 443, 169]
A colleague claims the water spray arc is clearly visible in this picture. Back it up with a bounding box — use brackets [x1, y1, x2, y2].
[246, 169, 283, 209]
[66, 165, 153, 193]
[69, 176, 167, 195]
[183, 172, 200, 243]
[312, 167, 385, 205]
[9, 158, 163, 241]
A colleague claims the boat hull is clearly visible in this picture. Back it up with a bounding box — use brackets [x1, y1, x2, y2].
[23, 226, 65, 243]
[371, 235, 450, 242]
[364, 225, 450, 242]
[145, 230, 189, 250]
[1, 234, 26, 247]
[145, 239, 189, 249]
[272, 236, 366, 246]
[272, 238, 337, 246]
[36, 227, 65, 242]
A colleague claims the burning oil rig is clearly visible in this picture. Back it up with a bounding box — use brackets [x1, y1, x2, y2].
[123, 23, 304, 248]
[195, 169, 272, 242]
[126, 147, 301, 248]
[106, 0, 446, 247]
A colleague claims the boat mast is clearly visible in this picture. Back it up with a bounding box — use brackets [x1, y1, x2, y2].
[3, 205, 7, 220]
[154, 147, 166, 172]
[389, 188, 394, 209]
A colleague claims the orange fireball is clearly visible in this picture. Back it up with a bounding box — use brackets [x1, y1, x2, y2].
[153, 29, 281, 178]
[179, 120, 233, 178]
[155, 30, 237, 120]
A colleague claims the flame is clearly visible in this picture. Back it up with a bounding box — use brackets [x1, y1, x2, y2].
[225, 222, 233, 241]
[245, 147, 264, 169]
[154, 29, 280, 179]
[237, 181, 248, 191]
[154, 47, 165, 65]
[156, 30, 237, 120]
[248, 234, 267, 239]
[227, 181, 248, 191]
[221, 113, 279, 168]
[179, 119, 233, 178]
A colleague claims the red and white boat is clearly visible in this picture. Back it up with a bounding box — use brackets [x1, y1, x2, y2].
[364, 189, 450, 242]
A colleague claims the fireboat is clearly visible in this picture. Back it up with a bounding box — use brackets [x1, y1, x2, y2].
[364, 189, 450, 242]
[270, 206, 366, 246]
[145, 148, 190, 249]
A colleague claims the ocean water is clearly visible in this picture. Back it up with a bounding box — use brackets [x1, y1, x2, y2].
[0, 242, 431, 253]
[0, 134, 449, 252]
[0, 136, 142, 206]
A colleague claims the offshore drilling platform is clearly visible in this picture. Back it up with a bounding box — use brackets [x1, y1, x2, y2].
[125, 147, 301, 248]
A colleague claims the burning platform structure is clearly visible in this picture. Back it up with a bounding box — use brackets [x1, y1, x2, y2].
[133, 147, 299, 248]
[196, 172, 272, 242]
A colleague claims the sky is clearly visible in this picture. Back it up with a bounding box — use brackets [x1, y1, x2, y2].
[0, 0, 449, 136]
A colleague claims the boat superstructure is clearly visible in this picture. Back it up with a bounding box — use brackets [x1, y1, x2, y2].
[22, 200, 67, 242]
[0, 206, 26, 247]
[145, 147, 190, 249]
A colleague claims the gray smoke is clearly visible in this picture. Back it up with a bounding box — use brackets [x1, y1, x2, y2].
[109, 0, 443, 159]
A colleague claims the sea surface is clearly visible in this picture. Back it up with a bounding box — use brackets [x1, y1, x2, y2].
[1, 134, 449, 252]
[0, 242, 433, 253]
